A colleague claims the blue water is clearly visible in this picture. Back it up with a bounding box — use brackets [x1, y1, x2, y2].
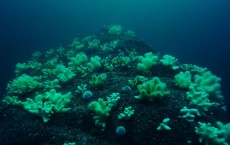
[0, 0, 230, 112]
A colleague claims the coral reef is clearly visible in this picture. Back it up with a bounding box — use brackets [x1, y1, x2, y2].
[0, 25, 229, 145]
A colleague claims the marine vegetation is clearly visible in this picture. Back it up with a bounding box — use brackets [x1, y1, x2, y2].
[0, 25, 229, 145]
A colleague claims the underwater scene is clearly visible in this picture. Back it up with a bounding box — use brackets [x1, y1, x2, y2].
[0, 0, 230, 145]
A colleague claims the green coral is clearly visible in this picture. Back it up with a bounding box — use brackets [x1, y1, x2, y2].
[160, 54, 178, 68]
[7, 74, 42, 94]
[174, 71, 192, 89]
[112, 56, 131, 68]
[53, 64, 76, 83]
[88, 98, 113, 124]
[88, 39, 100, 49]
[179, 106, 201, 122]
[15, 63, 28, 74]
[44, 79, 61, 89]
[89, 73, 107, 87]
[68, 52, 88, 68]
[71, 38, 85, 50]
[108, 25, 123, 35]
[63, 142, 76, 145]
[128, 75, 147, 86]
[137, 52, 158, 73]
[194, 71, 223, 100]
[2, 96, 22, 106]
[187, 86, 219, 114]
[118, 106, 135, 120]
[135, 77, 170, 101]
[195, 122, 229, 145]
[157, 118, 171, 131]
[87, 56, 102, 71]
[23, 89, 72, 122]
